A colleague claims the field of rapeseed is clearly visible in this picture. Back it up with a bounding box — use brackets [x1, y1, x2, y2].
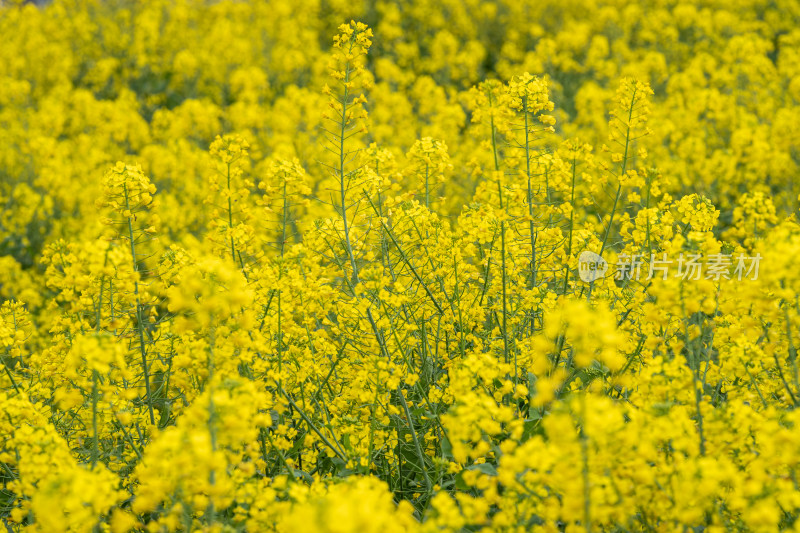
[2, 0, 800, 531]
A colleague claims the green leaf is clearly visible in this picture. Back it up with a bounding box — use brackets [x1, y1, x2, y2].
[466, 462, 497, 476]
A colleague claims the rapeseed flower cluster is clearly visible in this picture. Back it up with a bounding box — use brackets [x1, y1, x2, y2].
[2, 1, 800, 531]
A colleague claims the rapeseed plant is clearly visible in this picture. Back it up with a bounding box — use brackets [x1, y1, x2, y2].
[2, 1, 800, 532]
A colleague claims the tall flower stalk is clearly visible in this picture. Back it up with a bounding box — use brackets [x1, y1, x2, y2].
[98, 162, 159, 425]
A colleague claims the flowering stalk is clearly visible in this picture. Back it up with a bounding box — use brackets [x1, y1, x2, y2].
[208, 135, 252, 270]
[485, 82, 511, 368]
[323, 21, 372, 284]
[123, 183, 156, 425]
[99, 163, 159, 425]
[507, 73, 555, 290]
[599, 79, 653, 256]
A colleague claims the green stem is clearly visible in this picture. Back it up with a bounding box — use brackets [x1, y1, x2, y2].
[123, 183, 155, 426]
[599, 86, 638, 256]
[91, 370, 99, 469]
[397, 385, 433, 494]
[489, 100, 510, 367]
[227, 162, 236, 265]
[562, 155, 577, 295]
[338, 48, 359, 284]
[524, 98, 537, 289]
